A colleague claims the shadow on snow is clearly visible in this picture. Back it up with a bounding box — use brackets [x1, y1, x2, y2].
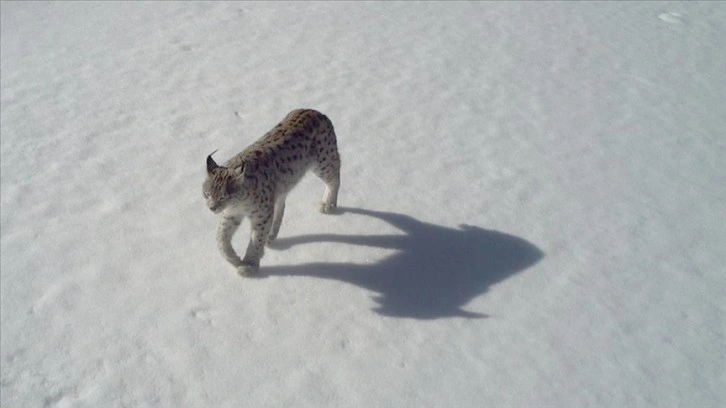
[263, 207, 544, 320]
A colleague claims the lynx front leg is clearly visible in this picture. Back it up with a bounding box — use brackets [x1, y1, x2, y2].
[217, 216, 243, 267]
[238, 211, 273, 276]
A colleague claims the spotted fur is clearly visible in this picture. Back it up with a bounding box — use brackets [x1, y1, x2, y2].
[203, 109, 341, 275]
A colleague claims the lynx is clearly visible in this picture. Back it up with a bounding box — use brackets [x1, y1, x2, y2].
[203, 109, 341, 276]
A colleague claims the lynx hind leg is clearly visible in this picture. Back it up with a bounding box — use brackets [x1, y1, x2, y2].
[313, 150, 341, 214]
[267, 195, 286, 244]
[319, 176, 340, 214]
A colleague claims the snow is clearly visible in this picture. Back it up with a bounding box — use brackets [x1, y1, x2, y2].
[1, 1, 725, 407]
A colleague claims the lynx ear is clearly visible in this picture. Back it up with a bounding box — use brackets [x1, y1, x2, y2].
[206, 150, 219, 174]
[232, 162, 245, 177]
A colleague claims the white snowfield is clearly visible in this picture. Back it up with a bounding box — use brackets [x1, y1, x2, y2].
[1, 2, 725, 407]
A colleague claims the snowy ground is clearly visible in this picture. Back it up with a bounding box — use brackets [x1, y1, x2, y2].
[2, 1, 725, 407]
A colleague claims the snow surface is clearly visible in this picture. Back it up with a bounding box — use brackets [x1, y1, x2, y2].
[2, 1, 725, 407]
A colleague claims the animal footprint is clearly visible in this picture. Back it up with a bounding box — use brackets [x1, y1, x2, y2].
[658, 12, 684, 24]
[189, 306, 214, 325]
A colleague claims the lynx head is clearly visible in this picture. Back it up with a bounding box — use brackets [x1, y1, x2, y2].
[202, 151, 245, 214]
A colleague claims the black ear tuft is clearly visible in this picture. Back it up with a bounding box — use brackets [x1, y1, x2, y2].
[206, 150, 219, 173]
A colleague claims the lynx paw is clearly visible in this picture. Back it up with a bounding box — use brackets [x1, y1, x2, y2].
[318, 201, 336, 214]
[237, 262, 259, 276]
